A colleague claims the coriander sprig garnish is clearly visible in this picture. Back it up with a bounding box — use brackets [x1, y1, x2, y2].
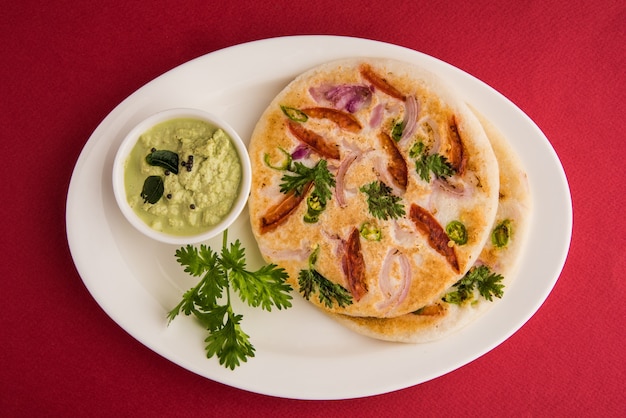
[280, 160, 335, 198]
[409, 141, 455, 182]
[279, 160, 336, 223]
[167, 230, 292, 370]
[298, 246, 353, 308]
[443, 265, 505, 305]
[360, 180, 406, 220]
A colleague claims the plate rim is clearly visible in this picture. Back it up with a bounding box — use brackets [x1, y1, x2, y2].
[65, 34, 573, 400]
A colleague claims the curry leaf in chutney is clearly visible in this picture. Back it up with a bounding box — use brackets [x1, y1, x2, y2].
[141, 175, 164, 204]
[146, 150, 179, 174]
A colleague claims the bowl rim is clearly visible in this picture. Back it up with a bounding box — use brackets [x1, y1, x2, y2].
[111, 107, 252, 245]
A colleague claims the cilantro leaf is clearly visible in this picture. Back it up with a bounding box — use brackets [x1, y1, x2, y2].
[391, 120, 405, 141]
[430, 154, 455, 178]
[360, 181, 405, 220]
[204, 311, 255, 370]
[410, 141, 455, 182]
[175, 244, 219, 277]
[298, 268, 353, 308]
[443, 265, 505, 304]
[475, 268, 505, 301]
[297, 246, 353, 308]
[223, 240, 292, 311]
[279, 161, 311, 195]
[279, 160, 335, 223]
[167, 245, 224, 324]
[167, 231, 293, 370]
[280, 160, 335, 198]
[167, 288, 199, 321]
[195, 304, 229, 332]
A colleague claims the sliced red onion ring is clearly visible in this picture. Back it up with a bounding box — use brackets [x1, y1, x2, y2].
[433, 177, 468, 196]
[394, 253, 411, 306]
[427, 177, 473, 213]
[309, 84, 372, 113]
[391, 219, 417, 246]
[369, 103, 384, 128]
[398, 95, 419, 145]
[259, 242, 312, 262]
[376, 249, 412, 314]
[291, 144, 311, 160]
[378, 249, 396, 297]
[335, 151, 360, 208]
[373, 153, 405, 196]
[321, 229, 345, 258]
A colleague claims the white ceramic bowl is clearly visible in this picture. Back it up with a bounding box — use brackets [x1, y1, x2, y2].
[112, 108, 251, 245]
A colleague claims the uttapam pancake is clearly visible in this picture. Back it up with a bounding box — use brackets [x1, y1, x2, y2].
[330, 109, 532, 342]
[248, 58, 500, 318]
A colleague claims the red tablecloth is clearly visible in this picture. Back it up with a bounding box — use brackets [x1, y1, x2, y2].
[2, 0, 624, 415]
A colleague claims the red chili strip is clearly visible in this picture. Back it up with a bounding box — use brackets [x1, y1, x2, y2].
[359, 64, 406, 100]
[302, 107, 362, 133]
[409, 204, 460, 273]
[342, 227, 368, 301]
[447, 115, 467, 175]
[259, 182, 312, 234]
[378, 131, 408, 191]
[287, 121, 341, 160]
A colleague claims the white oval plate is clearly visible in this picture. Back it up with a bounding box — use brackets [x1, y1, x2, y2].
[66, 35, 572, 400]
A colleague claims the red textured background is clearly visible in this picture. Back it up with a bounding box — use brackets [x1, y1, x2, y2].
[2, 0, 624, 416]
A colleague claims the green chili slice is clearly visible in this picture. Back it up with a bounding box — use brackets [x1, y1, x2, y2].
[263, 147, 292, 171]
[491, 219, 512, 248]
[446, 220, 468, 245]
[280, 105, 308, 122]
[359, 221, 382, 241]
[303, 194, 325, 224]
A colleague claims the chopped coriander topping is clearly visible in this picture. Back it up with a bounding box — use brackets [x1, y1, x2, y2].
[391, 120, 405, 141]
[409, 141, 455, 182]
[360, 181, 405, 220]
[279, 160, 335, 223]
[298, 246, 353, 308]
[443, 265, 504, 305]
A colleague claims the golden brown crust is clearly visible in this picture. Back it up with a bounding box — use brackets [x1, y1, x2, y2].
[330, 108, 532, 342]
[248, 58, 500, 318]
